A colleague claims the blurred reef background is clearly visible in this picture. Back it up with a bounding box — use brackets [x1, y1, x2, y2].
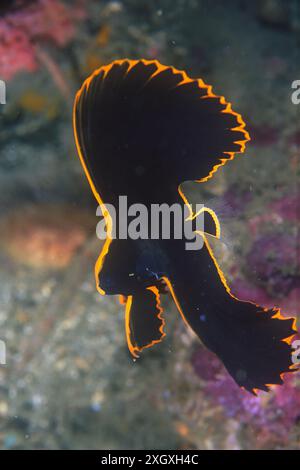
[0, 0, 299, 450]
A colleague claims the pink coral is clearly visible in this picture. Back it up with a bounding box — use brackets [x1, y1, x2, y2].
[0, 22, 37, 79]
[0, 0, 86, 80]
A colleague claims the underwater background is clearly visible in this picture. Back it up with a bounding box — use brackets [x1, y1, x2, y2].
[0, 0, 299, 450]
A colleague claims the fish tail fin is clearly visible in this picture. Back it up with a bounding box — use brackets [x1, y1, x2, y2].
[166, 238, 298, 393]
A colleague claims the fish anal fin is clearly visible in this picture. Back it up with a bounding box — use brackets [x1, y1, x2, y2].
[163, 237, 298, 393]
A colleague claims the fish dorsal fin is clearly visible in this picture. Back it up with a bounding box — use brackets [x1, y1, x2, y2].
[74, 59, 250, 204]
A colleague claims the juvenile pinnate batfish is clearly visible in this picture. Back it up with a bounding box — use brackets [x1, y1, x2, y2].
[73, 59, 298, 394]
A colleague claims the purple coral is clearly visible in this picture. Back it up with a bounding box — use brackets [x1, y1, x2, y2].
[270, 193, 300, 223]
[192, 347, 300, 444]
[223, 185, 253, 216]
[192, 347, 262, 419]
[246, 233, 300, 297]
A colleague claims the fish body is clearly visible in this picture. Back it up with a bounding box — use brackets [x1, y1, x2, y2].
[73, 59, 298, 393]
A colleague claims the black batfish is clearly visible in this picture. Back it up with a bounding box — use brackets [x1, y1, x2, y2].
[73, 59, 298, 394]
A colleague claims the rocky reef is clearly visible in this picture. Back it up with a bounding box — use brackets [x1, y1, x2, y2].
[0, 0, 299, 450]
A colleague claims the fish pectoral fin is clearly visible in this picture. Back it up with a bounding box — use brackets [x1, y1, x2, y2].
[125, 287, 166, 358]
